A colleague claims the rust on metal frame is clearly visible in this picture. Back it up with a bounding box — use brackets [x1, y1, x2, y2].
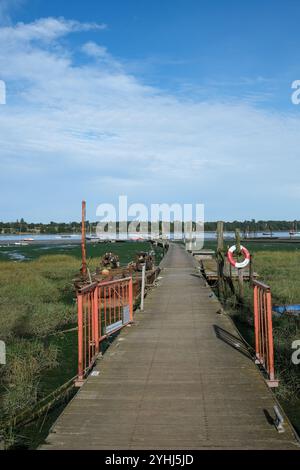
[253, 279, 278, 387]
[76, 277, 133, 386]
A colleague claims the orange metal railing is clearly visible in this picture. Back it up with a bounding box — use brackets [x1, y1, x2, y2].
[76, 277, 133, 384]
[253, 280, 278, 387]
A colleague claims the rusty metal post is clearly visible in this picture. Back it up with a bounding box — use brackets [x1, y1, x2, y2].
[252, 280, 278, 387]
[253, 285, 260, 361]
[93, 286, 99, 355]
[76, 278, 134, 383]
[266, 290, 277, 385]
[81, 200, 87, 277]
[76, 293, 84, 386]
[129, 278, 133, 321]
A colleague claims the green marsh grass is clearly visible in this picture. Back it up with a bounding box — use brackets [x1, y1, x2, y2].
[0, 241, 163, 447]
[208, 244, 300, 431]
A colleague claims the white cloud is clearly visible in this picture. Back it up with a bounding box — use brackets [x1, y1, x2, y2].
[82, 41, 108, 58]
[81, 41, 122, 72]
[0, 17, 299, 221]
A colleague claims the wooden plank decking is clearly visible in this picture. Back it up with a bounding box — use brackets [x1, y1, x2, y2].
[41, 244, 299, 450]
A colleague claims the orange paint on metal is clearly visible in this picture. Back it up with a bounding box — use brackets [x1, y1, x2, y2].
[266, 291, 275, 381]
[76, 277, 134, 384]
[129, 278, 133, 322]
[93, 287, 99, 355]
[77, 294, 84, 382]
[253, 285, 259, 360]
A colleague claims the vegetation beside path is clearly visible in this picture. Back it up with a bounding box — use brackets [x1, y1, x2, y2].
[205, 240, 300, 433]
[0, 241, 163, 447]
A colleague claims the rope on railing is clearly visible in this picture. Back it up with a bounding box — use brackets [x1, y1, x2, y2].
[0, 375, 77, 433]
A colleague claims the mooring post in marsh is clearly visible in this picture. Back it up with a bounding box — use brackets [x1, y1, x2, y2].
[235, 228, 244, 305]
[249, 254, 254, 285]
[216, 221, 225, 300]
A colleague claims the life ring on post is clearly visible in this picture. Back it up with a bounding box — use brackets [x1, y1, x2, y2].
[227, 245, 250, 269]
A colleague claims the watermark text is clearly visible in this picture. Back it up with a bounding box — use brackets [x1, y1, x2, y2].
[291, 339, 300, 365]
[95, 196, 204, 248]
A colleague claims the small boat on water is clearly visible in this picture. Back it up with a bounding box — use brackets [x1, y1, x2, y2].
[289, 231, 300, 236]
[262, 224, 273, 237]
[86, 235, 101, 241]
[55, 235, 73, 239]
[86, 235, 113, 243]
[289, 221, 300, 236]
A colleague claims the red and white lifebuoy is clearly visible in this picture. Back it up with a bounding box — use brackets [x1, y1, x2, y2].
[227, 245, 250, 269]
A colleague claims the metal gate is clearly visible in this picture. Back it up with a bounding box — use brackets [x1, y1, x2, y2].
[76, 277, 133, 384]
[253, 280, 278, 387]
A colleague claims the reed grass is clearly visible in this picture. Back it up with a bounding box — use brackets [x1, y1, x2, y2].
[0, 255, 79, 340]
[0, 242, 163, 447]
[224, 250, 300, 403]
[0, 254, 79, 445]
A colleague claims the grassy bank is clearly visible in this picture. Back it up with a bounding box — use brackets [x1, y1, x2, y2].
[0, 254, 80, 447]
[205, 241, 300, 431]
[252, 251, 300, 305]
[0, 241, 162, 447]
[246, 251, 300, 404]
[0, 255, 79, 340]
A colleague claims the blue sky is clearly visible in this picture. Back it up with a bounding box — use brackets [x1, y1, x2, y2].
[0, 0, 300, 222]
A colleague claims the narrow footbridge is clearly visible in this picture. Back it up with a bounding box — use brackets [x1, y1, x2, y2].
[41, 244, 299, 450]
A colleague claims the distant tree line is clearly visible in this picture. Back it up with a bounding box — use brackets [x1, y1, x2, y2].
[0, 219, 299, 234]
[204, 220, 300, 232]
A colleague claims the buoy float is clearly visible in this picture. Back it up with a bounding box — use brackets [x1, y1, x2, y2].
[227, 245, 250, 269]
[101, 268, 110, 276]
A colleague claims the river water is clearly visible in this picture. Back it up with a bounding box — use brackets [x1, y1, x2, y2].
[0, 231, 297, 242]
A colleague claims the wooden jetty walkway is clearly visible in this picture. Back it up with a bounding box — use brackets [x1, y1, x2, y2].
[41, 244, 299, 450]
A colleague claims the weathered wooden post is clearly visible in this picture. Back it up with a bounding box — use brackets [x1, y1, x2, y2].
[249, 254, 254, 285]
[217, 221, 224, 253]
[235, 228, 244, 305]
